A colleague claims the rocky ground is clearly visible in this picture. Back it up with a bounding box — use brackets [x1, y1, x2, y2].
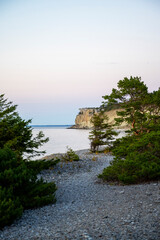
[0, 150, 160, 240]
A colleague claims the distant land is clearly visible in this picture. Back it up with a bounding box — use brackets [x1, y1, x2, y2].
[31, 125, 72, 128]
[70, 108, 129, 129]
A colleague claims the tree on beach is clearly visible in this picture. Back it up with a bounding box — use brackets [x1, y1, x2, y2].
[89, 111, 118, 152]
[99, 76, 160, 184]
[0, 94, 57, 229]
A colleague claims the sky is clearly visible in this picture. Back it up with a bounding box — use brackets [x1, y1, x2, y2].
[0, 0, 160, 124]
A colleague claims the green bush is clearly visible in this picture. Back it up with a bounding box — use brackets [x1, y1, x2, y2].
[62, 147, 79, 162]
[0, 148, 57, 229]
[99, 131, 160, 184]
[20, 178, 57, 209]
[0, 187, 23, 228]
[26, 158, 60, 174]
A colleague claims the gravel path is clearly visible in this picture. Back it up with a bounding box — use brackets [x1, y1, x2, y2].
[0, 150, 160, 240]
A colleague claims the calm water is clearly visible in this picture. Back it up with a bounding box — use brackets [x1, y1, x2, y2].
[32, 125, 91, 157]
[32, 125, 126, 158]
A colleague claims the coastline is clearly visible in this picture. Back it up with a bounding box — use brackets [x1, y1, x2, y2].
[68, 124, 131, 130]
[68, 125, 91, 129]
[1, 149, 160, 240]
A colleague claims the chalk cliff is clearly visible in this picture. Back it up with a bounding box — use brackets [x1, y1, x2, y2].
[74, 108, 98, 129]
[71, 108, 129, 129]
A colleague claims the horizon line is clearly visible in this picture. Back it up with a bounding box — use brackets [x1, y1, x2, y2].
[30, 124, 73, 127]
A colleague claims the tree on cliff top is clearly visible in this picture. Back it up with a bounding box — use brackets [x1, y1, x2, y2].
[0, 94, 49, 159]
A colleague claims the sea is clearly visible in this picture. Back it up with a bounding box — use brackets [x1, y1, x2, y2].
[32, 125, 91, 157]
[32, 125, 126, 158]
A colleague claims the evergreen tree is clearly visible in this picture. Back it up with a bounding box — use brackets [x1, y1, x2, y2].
[89, 111, 118, 152]
[0, 147, 57, 229]
[0, 94, 49, 159]
[102, 76, 160, 134]
[0, 94, 57, 228]
[99, 77, 160, 184]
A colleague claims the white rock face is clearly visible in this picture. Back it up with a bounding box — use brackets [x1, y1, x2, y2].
[74, 108, 129, 129]
[75, 108, 98, 129]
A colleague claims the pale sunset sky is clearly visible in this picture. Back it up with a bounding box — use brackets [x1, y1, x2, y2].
[0, 0, 160, 124]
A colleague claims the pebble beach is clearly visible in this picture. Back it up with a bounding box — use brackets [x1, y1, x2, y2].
[0, 150, 160, 240]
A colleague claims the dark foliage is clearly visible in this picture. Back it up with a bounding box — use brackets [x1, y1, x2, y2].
[99, 77, 160, 184]
[0, 94, 49, 159]
[0, 94, 57, 229]
[26, 158, 60, 174]
[89, 112, 118, 152]
[62, 147, 79, 162]
[99, 132, 160, 184]
[101, 103, 121, 112]
[0, 148, 57, 229]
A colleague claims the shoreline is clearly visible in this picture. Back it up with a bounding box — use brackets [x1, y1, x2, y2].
[40, 148, 90, 160]
[68, 125, 131, 130]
